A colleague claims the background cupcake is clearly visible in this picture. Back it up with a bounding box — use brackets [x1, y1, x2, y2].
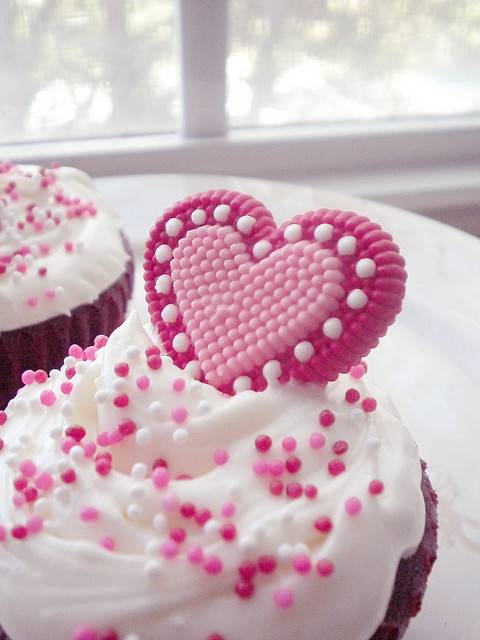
[0, 161, 134, 408]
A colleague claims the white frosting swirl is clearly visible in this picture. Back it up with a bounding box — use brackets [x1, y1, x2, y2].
[0, 162, 129, 331]
[0, 313, 425, 640]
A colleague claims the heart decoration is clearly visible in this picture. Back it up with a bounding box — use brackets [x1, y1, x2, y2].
[144, 190, 406, 394]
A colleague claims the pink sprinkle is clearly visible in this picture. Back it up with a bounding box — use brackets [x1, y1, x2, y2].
[269, 479, 284, 496]
[13, 493, 26, 508]
[203, 555, 222, 575]
[113, 394, 129, 408]
[362, 397, 377, 413]
[161, 492, 179, 512]
[34, 472, 53, 491]
[136, 375, 150, 391]
[269, 459, 284, 476]
[61, 437, 76, 454]
[80, 506, 99, 522]
[39, 243, 50, 255]
[44, 289, 56, 300]
[0, 411, 7, 426]
[97, 432, 110, 447]
[238, 560, 257, 581]
[328, 459, 345, 476]
[147, 355, 162, 370]
[369, 479, 384, 495]
[11, 525, 27, 540]
[345, 497, 362, 516]
[252, 459, 269, 476]
[0, 526, 6, 542]
[195, 508, 211, 526]
[319, 409, 335, 428]
[152, 467, 170, 489]
[26, 296, 38, 307]
[170, 527, 186, 543]
[304, 484, 318, 499]
[64, 241, 74, 253]
[258, 555, 277, 574]
[171, 406, 188, 423]
[68, 344, 84, 359]
[19, 459, 36, 477]
[286, 482, 302, 499]
[316, 558, 334, 577]
[220, 523, 236, 541]
[60, 381, 73, 395]
[99, 536, 115, 551]
[314, 516, 333, 533]
[34, 370, 47, 384]
[118, 419, 136, 436]
[61, 468, 76, 484]
[40, 390, 56, 407]
[220, 502, 236, 518]
[14, 476, 27, 491]
[114, 362, 129, 377]
[292, 554, 311, 574]
[282, 436, 297, 452]
[213, 448, 228, 465]
[94, 335, 108, 348]
[187, 544, 204, 564]
[26, 515, 43, 534]
[84, 346, 97, 361]
[172, 378, 186, 392]
[21, 370, 35, 385]
[285, 455, 302, 474]
[273, 589, 294, 608]
[255, 434, 272, 453]
[332, 440, 349, 455]
[350, 363, 366, 379]
[82, 441, 96, 458]
[72, 626, 97, 640]
[159, 540, 179, 559]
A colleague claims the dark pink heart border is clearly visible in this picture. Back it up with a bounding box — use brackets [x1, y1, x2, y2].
[144, 190, 406, 393]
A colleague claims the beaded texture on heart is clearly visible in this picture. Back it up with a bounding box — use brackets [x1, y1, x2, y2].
[144, 190, 406, 394]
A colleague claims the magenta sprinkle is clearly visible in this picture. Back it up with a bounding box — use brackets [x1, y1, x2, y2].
[286, 482, 302, 499]
[273, 589, 294, 608]
[269, 479, 284, 496]
[220, 523, 236, 541]
[136, 375, 150, 390]
[187, 544, 204, 564]
[80, 506, 99, 522]
[147, 355, 162, 370]
[114, 362, 129, 377]
[253, 459, 269, 476]
[345, 387, 360, 403]
[269, 459, 284, 476]
[285, 455, 302, 474]
[11, 525, 28, 540]
[319, 409, 335, 427]
[292, 554, 311, 574]
[68, 344, 83, 359]
[180, 502, 196, 518]
[0, 411, 7, 426]
[13, 476, 28, 491]
[362, 397, 377, 412]
[314, 516, 333, 533]
[304, 484, 318, 499]
[350, 363, 366, 378]
[238, 560, 257, 581]
[332, 440, 349, 455]
[60, 381, 73, 395]
[113, 394, 129, 408]
[203, 555, 223, 575]
[61, 468, 76, 484]
[258, 555, 277, 574]
[34, 369, 48, 384]
[21, 370, 35, 385]
[118, 419, 136, 436]
[328, 459, 346, 476]
[255, 434, 272, 453]
[369, 479, 385, 495]
[235, 579, 255, 599]
[220, 502, 235, 518]
[72, 626, 97, 640]
[282, 436, 297, 452]
[316, 558, 334, 577]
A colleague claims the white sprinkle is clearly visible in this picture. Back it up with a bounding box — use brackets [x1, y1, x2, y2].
[233, 376, 251, 393]
[49, 369, 60, 379]
[314, 223, 334, 242]
[54, 487, 70, 503]
[152, 513, 167, 532]
[236, 215, 255, 234]
[94, 390, 109, 404]
[347, 288, 368, 309]
[185, 360, 201, 380]
[239, 536, 257, 553]
[49, 425, 63, 440]
[278, 543, 294, 561]
[135, 427, 152, 446]
[283, 223, 302, 243]
[154, 244, 173, 263]
[173, 428, 188, 444]
[144, 560, 163, 578]
[198, 400, 211, 414]
[5, 454, 20, 469]
[172, 333, 190, 353]
[227, 481, 242, 499]
[213, 203, 231, 222]
[145, 539, 160, 555]
[355, 258, 376, 278]
[127, 503, 143, 520]
[126, 345, 141, 360]
[337, 235, 357, 256]
[191, 208, 207, 225]
[33, 498, 50, 517]
[69, 445, 85, 463]
[165, 217, 183, 237]
[323, 317, 343, 339]
[75, 361, 88, 375]
[131, 462, 148, 479]
[57, 459, 70, 473]
[161, 304, 179, 323]
[252, 239, 272, 259]
[155, 274, 172, 294]
[294, 543, 309, 556]
[262, 359, 281, 384]
[294, 340, 315, 363]
[60, 401, 73, 417]
[204, 519, 221, 536]
[112, 378, 127, 391]
[129, 484, 147, 500]
[148, 401, 164, 418]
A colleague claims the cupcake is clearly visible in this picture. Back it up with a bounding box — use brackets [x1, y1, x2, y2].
[0, 191, 437, 640]
[0, 161, 134, 409]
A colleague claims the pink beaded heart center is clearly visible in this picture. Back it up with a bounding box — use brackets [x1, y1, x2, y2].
[144, 189, 407, 393]
[172, 225, 345, 387]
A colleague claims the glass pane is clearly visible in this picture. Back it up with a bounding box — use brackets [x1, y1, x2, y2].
[228, 0, 480, 127]
[0, 0, 179, 144]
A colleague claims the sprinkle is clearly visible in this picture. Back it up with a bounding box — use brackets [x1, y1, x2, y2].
[273, 589, 294, 608]
[220, 502, 235, 518]
[345, 497, 363, 516]
[238, 561, 257, 581]
[113, 394, 129, 408]
[309, 432, 326, 449]
[160, 540, 179, 559]
[60, 382, 73, 395]
[99, 536, 116, 551]
[152, 467, 170, 489]
[19, 459, 36, 477]
[61, 468, 76, 484]
[172, 377, 186, 392]
[203, 555, 223, 575]
[314, 516, 333, 533]
[328, 459, 345, 476]
[319, 409, 335, 427]
[26, 515, 43, 534]
[286, 482, 302, 499]
[285, 455, 301, 474]
[369, 479, 385, 495]
[80, 506, 99, 522]
[362, 397, 377, 413]
[220, 523, 236, 541]
[350, 363, 366, 379]
[0, 411, 7, 426]
[34, 472, 53, 491]
[21, 370, 35, 385]
[40, 390, 56, 407]
[11, 525, 27, 540]
[282, 436, 296, 452]
[213, 448, 228, 465]
[332, 440, 349, 455]
[169, 527, 186, 543]
[292, 554, 311, 574]
[34, 370, 47, 384]
[72, 626, 97, 640]
[252, 460, 269, 476]
[304, 484, 318, 499]
[269, 479, 284, 496]
[147, 355, 162, 370]
[345, 387, 360, 403]
[235, 579, 255, 599]
[171, 406, 188, 424]
[316, 559, 334, 577]
[269, 459, 284, 476]
[114, 362, 129, 377]
[255, 434, 272, 453]
[180, 503, 196, 518]
[258, 555, 277, 574]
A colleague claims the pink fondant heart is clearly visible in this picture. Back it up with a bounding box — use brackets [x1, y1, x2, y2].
[144, 190, 406, 393]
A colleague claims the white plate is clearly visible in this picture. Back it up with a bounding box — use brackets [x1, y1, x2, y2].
[97, 174, 480, 640]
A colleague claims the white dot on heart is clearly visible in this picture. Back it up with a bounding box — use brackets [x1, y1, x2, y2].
[233, 376, 251, 392]
[154, 244, 172, 263]
[355, 258, 376, 278]
[165, 217, 183, 237]
[252, 240, 272, 259]
[161, 304, 179, 323]
[294, 341, 315, 362]
[172, 333, 190, 353]
[191, 208, 207, 225]
[337, 235, 357, 256]
[213, 204, 231, 222]
[314, 223, 333, 242]
[155, 274, 172, 294]
[283, 223, 302, 243]
[347, 289, 368, 309]
[323, 317, 343, 339]
[236, 215, 255, 234]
